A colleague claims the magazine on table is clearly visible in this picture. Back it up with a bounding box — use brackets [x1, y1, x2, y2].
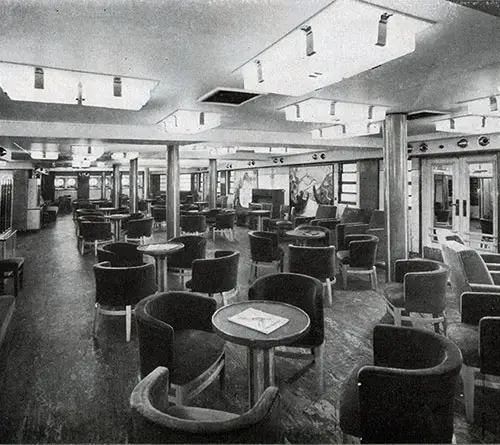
[229, 307, 289, 334]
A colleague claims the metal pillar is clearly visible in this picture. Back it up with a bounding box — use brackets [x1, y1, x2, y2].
[166, 144, 180, 239]
[383, 113, 408, 281]
[112, 164, 120, 208]
[100, 171, 106, 200]
[129, 157, 138, 213]
[143, 167, 150, 199]
[209, 158, 217, 208]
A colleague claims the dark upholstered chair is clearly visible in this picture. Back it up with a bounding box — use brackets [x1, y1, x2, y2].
[121, 212, 144, 231]
[289, 245, 336, 307]
[93, 261, 156, 342]
[152, 206, 167, 230]
[336, 209, 382, 251]
[212, 211, 236, 241]
[294, 204, 337, 227]
[134, 292, 226, 405]
[384, 259, 450, 334]
[339, 325, 462, 444]
[248, 231, 284, 282]
[79, 221, 113, 256]
[130, 367, 281, 444]
[97, 242, 144, 267]
[180, 214, 207, 235]
[248, 273, 325, 393]
[337, 234, 379, 290]
[185, 251, 240, 303]
[294, 224, 332, 246]
[0, 258, 25, 297]
[167, 235, 207, 286]
[125, 217, 154, 245]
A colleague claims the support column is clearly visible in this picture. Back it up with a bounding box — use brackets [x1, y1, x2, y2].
[383, 113, 408, 281]
[129, 157, 138, 213]
[166, 144, 180, 239]
[100, 171, 106, 200]
[209, 158, 217, 208]
[112, 164, 121, 208]
[143, 168, 150, 199]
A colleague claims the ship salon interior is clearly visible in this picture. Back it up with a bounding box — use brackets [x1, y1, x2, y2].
[1, 0, 500, 443]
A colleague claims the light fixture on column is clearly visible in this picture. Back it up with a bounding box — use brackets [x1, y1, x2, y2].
[435, 115, 500, 134]
[0, 62, 158, 110]
[161, 110, 221, 134]
[311, 121, 381, 139]
[241, 0, 433, 96]
[283, 99, 387, 123]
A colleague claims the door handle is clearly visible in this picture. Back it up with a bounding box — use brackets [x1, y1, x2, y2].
[463, 199, 467, 217]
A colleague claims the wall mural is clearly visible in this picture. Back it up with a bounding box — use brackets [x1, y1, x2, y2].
[289, 165, 334, 216]
[233, 169, 258, 208]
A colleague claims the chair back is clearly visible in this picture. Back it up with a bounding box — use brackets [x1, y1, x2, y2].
[355, 325, 462, 443]
[190, 251, 239, 294]
[181, 214, 207, 233]
[289, 245, 336, 281]
[152, 206, 167, 222]
[130, 367, 281, 444]
[368, 210, 385, 228]
[345, 234, 378, 268]
[93, 261, 156, 307]
[214, 211, 235, 229]
[80, 221, 113, 242]
[441, 240, 493, 297]
[248, 202, 263, 211]
[340, 207, 365, 224]
[79, 214, 105, 222]
[249, 231, 279, 262]
[97, 241, 144, 266]
[248, 272, 324, 348]
[167, 235, 207, 269]
[294, 224, 332, 246]
[127, 217, 154, 238]
[316, 204, 337, 219]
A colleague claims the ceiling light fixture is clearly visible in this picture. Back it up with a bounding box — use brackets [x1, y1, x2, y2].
[435, 115, 500, 134]
[72, 145, 105, 160]
[466, 95, 500, 116]
[241, 0, 433, 96]
[283, 99, 387, 123]
[0, 62, 157, 110]
[161, 110, 221, 134]
[311, 121, 381, 139]
[30, 142, 60, 160]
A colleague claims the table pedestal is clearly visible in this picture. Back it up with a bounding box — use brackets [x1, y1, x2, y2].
[155, 256, 168, 292]
[111, 220, 121, 241]
[248, 347, 275, 407]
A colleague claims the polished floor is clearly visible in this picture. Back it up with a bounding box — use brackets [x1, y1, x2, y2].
[0, 213, 499, 443]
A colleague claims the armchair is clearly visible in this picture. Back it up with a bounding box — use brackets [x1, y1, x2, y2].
[248, 231, 284, 282]
[79, 221, 113, 256]
[248, 272, 325, 393]
[211, 211, 236, 241]
[294, 204, 337, 227]
[180, 214, 207, 236]
[0, 258, 25, 297]
[130, 367, 281, 444]
[134, 292, 226, 405]
[383, 259, 449, 334]
[152, 206, 167, 230]
[97, 242, 144, 267]
[125, 217, 154, 245]
[336, 209, 382, 251]
[166, 235, 207, 286]
[339, 325, 462, 443]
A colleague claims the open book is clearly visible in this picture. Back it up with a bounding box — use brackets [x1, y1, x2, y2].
[229, 308, 289, 335]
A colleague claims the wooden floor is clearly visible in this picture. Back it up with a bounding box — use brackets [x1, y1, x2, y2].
[0, 213, 499, 443]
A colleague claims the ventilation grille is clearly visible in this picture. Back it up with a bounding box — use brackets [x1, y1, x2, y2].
[198, 88, 261, 106]
[407, 110, 447, 121]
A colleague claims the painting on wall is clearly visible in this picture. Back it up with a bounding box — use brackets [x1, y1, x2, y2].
[233, 169, 258, 208]
[289, 165, 334, 216]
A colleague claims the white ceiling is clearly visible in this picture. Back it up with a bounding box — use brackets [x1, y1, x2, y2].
[1, 0, 500, 167]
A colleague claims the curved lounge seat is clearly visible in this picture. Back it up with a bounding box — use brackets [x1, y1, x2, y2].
[97, 242, 144, 267]
[167, 235, 207, 286]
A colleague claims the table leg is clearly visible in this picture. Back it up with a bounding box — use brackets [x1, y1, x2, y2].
[247, 347, 274, 408]
[155, 256, 168, 292]
[146, 202, 152, 216]
[113, 220, 121, 241]
[257, 216, 263, 231]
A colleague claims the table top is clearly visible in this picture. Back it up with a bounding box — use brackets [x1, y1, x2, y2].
[137, 242, 184, 257]
[105, 213, 130, 220]
[249, 210, 271, 216]
[194, 201, 209, 205]
[286, 228, 326, 239]
[212, 300, 310, 349]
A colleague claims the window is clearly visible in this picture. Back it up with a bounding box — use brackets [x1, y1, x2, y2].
[66, 177, 77, 188]
[338, 162, 357, 205]
[180, 174, 191, 191]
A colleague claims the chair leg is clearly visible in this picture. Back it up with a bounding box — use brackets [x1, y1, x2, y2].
[93, 303, 99, 339]
[370, 267, 378, 290]
[94, 240, 98, 256]
[213, 228, 216, 242]
[393, 307, 402, 326]
[462, 365, 475, 423]
[313, 344, 324, 395]
[325, 278, 333, 307]
[126, 305, 132, 342]
[81, 240, 85, 255]
[13, 271, 18, 297]
[342, 264, 348, 289]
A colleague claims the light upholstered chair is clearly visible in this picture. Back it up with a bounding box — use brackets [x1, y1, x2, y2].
[134, 292, 226, 405]
[339, 325, 462, 443]
[130, 367, 281, 444]
[383, 258, 449, 334]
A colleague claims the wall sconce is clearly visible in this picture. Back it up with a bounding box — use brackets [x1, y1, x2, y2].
[279, 157, 284, 163]
[273, 158, 278, 163]
[312, 153, 318, 160]
[320, 153, 326, 160]
[248, 160, 255, 166]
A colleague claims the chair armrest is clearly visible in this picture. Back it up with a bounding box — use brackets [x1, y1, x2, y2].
[293, 215, 315, 227]
[469, 283, 500, 293]
[490, 271, 500, 285]
[480, 253, 500, 264]
[479, 316, 500, 375]
[461, 292, 500, 324]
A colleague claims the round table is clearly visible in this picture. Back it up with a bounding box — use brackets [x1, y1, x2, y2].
[212, 300, 310, 407]
[286, 228, 326, 246]
[194, 201, 209, 211]
[105, 213, 130, 241]
[98, 207, 120, 215]
[137, 242, 184, 292]
[249, 210, 271, 231]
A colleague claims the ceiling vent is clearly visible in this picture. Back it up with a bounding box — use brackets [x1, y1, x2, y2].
[198, 87, 262, 106]
[407, 110, 447, 121]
